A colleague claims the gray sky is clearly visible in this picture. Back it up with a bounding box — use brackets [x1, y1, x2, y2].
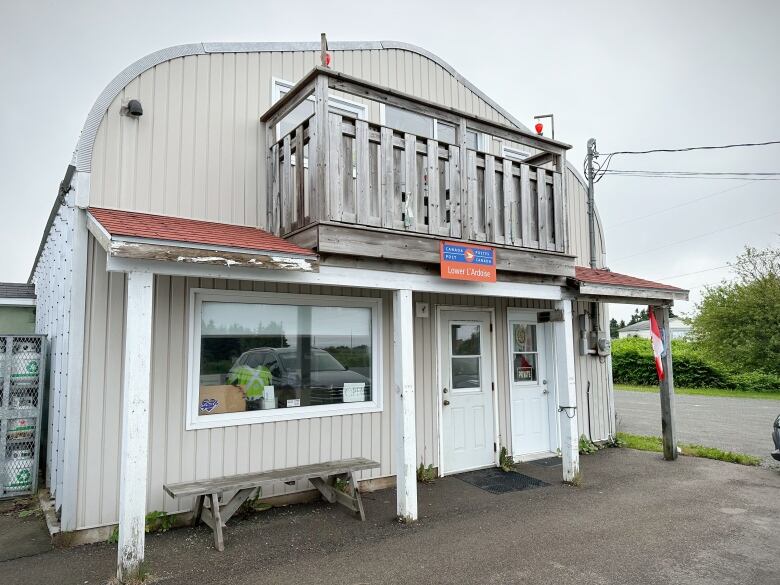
[2, 0, 778, 322]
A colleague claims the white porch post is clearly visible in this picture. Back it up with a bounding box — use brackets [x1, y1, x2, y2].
[393, 289, 418, 521]
[117, 271, 154, 582]
[554, 299, 580, 482]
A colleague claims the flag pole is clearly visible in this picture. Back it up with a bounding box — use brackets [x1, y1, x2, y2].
[652, 305, 678, 460]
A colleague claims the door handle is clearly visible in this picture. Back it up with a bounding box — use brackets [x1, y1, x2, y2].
[443, 399, 450, 406]
[442, 387, 448, 394]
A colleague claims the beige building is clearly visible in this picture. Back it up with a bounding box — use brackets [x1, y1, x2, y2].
[27, 40, 687, 578]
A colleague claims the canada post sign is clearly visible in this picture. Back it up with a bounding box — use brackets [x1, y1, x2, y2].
[440, 241, 496, 283]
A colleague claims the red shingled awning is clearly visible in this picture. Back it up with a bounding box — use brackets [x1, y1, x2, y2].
[572, 266, 688, 303]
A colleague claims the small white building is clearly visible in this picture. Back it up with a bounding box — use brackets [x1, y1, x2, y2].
[618, 318, 691, 340]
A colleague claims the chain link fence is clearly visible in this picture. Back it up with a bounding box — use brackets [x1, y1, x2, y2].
[1, 335, 46, 499]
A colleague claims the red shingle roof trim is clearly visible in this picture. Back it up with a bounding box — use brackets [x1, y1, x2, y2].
[88, 208, 315, 257]
[574, 266, 687, 292]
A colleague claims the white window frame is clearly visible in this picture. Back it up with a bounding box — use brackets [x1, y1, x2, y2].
[186, 288, 383, 430]
[502, 145, 531, 162]
[272, 77, 366, 141]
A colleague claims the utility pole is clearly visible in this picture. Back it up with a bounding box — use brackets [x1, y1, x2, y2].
[585, 138, 598, 269]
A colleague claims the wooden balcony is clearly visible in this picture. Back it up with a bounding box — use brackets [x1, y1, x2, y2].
[260, 67, 575, 278]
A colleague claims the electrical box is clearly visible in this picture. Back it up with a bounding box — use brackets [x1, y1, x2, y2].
[596, 333, 611, 357]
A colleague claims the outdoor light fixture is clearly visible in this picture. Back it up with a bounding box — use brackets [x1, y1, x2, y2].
[535, 122, 544, 135]
[127, 99, 143, 117]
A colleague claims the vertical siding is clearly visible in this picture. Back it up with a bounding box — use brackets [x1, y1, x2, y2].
[77, 237, 394, 528]
[89, 48, 514, 227]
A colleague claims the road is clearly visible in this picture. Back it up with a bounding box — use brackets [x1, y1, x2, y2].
[615, 389, 780, 464]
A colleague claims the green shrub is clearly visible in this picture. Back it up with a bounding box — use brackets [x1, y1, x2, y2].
[611, 338, 780, 392]
[611, 338, 730, 388]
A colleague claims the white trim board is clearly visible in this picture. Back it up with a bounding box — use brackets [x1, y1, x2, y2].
[0, 298, 36, 306]
[104, 258, 563, 300]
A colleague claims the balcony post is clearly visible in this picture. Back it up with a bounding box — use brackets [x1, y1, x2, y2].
[554, 299, 580, 483]
[310, 73, 330, 221]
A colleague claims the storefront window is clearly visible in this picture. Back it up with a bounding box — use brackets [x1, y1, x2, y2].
[512, 323, 538, 382]
[190, 291, 381, 427]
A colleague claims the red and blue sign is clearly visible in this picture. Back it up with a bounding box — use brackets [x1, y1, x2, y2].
[440, 241, 496, 282]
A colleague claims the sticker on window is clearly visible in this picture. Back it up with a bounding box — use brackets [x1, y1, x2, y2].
[200, 398, 220, 413]
[343, 382, 366, 403]
[286, 399, 301, 408]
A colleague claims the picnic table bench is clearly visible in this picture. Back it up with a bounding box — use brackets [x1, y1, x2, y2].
[163, 457, 380, 551]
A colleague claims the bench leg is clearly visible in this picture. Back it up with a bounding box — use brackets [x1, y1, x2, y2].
[348, 472, 366, 522]
[192, 495, 204, 526]
[210, 493, 224, 552]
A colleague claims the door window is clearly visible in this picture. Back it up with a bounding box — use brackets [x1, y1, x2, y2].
[512, 323, 538, 382]
[450, 323, 482, 390]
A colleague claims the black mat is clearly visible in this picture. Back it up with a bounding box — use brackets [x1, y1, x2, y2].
[454, 467, 549, 494]
[528, 456, 562, 468]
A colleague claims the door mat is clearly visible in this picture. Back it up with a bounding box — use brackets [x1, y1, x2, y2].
[528, 456, 562, 468]
[454, 467, 549, 494]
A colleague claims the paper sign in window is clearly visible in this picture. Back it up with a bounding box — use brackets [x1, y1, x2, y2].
[343, 382, 366, 403]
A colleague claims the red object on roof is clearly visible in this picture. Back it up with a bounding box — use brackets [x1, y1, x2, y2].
[574, 266, 686, 292]
[88, 207, 315, 257]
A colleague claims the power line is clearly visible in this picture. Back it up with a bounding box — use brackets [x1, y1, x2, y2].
[606, 170, 780, 176]
[653, 264, 731, 281]
[599, 140, 780, 156]
[613, 209, 780, 261]
[607, 182, 752, 229]
[602, 171, 780, 181]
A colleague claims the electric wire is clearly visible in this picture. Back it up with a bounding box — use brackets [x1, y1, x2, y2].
[599, 140, 780, 156]
[612, 209, 780, 261]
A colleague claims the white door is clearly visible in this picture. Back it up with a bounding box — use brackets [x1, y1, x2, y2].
[509, 319, 552, 458]
[440, 311, 495, 474]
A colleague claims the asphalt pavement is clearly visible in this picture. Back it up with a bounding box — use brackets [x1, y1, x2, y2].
[1, 449, 778, 585]
[615, 389, 780, 464]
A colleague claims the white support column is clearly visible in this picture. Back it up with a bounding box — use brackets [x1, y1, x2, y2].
[117, 271, 154, 582]
[393, 289, 417, 522]
[554, 299, 580, 482]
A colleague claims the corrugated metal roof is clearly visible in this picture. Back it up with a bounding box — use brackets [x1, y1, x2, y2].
[88, 207, 316, 257]
[575, 266, 686, 292]
[0, 283, 36, 299]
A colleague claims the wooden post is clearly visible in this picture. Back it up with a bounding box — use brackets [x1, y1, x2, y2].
[653, 305, 678, 460]
[117, 271, 154, 582]
[393, 289, 417, 522]
[554, 299, 580, 482]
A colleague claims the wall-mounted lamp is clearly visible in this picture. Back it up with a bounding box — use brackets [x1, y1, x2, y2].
[121, 99, 143, 118]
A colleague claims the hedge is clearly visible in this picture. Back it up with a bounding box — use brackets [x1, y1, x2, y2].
[611, 337, 780, 391]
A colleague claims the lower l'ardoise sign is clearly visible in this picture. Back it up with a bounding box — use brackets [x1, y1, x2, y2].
[440, 241, 496, 283]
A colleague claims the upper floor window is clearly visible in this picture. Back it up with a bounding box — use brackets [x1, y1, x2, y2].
[272, 78, 367, 140]
[502, 145, 531, 162]
[382, 105, 484, 150]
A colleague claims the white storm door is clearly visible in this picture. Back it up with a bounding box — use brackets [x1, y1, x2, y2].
[440, 311, 495, 474]
[509, 320, 551, 457]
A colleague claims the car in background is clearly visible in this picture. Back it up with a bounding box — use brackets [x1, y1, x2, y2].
[229, 347, 370, 408]
[772, 414, 780, 462]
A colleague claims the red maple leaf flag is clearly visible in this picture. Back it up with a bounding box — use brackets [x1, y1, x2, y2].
[649, 307, 665, 381]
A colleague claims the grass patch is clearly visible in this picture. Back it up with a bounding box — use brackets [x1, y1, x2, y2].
[617, 432, 762, 466]
[616, 384, 780, 401]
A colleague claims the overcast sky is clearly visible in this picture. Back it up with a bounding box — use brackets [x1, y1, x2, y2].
[2, 0, 778, 322]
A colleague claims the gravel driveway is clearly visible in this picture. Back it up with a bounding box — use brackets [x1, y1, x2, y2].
[615, 389, 780, 465]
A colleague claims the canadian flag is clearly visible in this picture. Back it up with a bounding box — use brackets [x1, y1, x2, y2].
[649, 307, 665, 381]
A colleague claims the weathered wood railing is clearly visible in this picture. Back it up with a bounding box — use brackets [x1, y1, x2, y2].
[262, 68, 569, 255]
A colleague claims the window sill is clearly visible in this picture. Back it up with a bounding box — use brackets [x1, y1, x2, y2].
[186, 401, 383, 431]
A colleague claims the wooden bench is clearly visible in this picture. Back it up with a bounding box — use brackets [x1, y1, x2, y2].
[163, 457, 380, 551]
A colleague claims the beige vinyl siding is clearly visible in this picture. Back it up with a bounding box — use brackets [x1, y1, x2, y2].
[78, 236, 394, 528]
[76, 237, 607, 529]
[89, 48, 513, 229]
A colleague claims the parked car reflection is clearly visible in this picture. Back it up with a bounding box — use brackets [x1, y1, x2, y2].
[228, 347, 370, 408]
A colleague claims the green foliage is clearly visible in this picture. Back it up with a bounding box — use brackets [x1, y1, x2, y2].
[333, 477, 350, 493]
[611, 338, 780, 391]
[578, 434, 598, 455]
[616, 433, 761, 466]
[107, 525, 119, 544]
[144, 510, 173, 534]
[692, 245, 780, 376]
[416, 462, 437, 483]
[498, 446, 514, 472]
